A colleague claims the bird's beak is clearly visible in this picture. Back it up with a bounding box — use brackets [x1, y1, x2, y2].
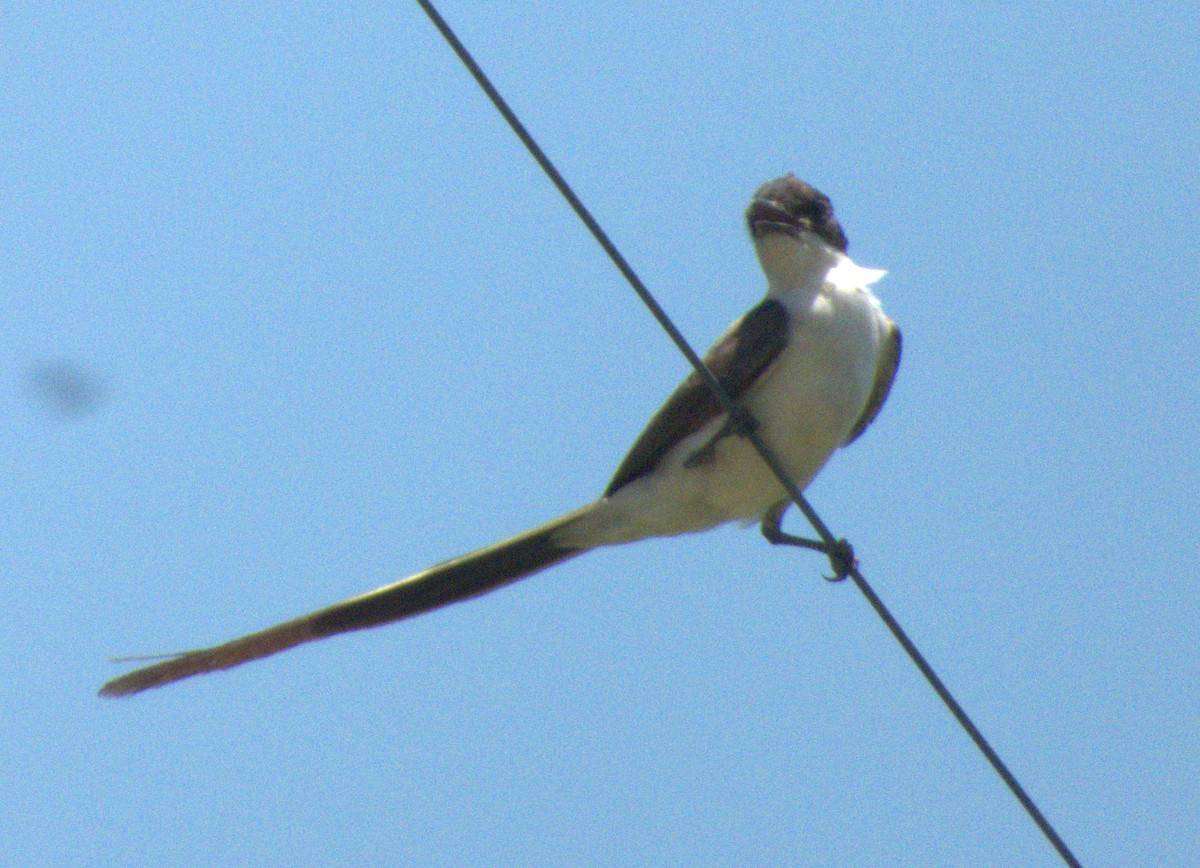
[746, 198, 800, 239]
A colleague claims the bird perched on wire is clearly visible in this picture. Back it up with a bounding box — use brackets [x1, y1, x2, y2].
[100, 174, 900, 697]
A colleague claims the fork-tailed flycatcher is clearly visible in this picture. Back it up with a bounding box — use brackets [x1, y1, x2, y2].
[100, 174, 900, 697]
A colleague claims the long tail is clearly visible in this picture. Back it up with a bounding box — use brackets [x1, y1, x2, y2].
[99, 505, 596, 697]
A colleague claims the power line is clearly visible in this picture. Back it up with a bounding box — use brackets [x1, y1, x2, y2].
[412, 2, 1081, 865]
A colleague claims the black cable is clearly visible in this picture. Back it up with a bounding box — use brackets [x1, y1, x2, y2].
[412, 2, 1081, 865]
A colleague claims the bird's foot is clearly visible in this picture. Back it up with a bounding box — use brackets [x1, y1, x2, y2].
[760, 505, 856, 581]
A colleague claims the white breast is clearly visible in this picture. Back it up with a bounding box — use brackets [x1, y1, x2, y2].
[568, 264, 891, 548]
[721, 278, 885, 510]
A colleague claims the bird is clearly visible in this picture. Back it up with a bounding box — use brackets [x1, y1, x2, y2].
[99, 174, 900, 697]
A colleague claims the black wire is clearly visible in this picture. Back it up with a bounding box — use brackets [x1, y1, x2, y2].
[413, 2, 1081, 865]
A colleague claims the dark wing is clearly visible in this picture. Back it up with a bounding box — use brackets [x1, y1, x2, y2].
[843, 322, 901, 445]
[604, 299, 789, 496]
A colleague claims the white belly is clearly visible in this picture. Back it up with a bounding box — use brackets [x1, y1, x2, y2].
[564, 281, 888, 548]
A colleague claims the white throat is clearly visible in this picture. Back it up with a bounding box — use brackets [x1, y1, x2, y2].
[755, 233, 841, 298]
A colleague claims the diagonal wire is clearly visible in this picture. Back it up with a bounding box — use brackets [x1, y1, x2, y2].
[412, 2, 1080, 865]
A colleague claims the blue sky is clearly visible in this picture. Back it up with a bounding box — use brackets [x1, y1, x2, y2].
[3, 3, 1197, 864]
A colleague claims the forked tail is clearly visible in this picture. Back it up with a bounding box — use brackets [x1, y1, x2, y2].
[99, 506, 594, 697]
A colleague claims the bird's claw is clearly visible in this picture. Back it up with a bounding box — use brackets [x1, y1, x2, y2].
[760, 505, 855, 581]
[821, 538, 855, 582]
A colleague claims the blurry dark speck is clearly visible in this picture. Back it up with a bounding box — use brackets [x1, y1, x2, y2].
[27, 360, 107, 417]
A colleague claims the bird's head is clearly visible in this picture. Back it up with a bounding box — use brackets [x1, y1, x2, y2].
[746, 175, 847, 252]
[746, 175, 848, 289]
